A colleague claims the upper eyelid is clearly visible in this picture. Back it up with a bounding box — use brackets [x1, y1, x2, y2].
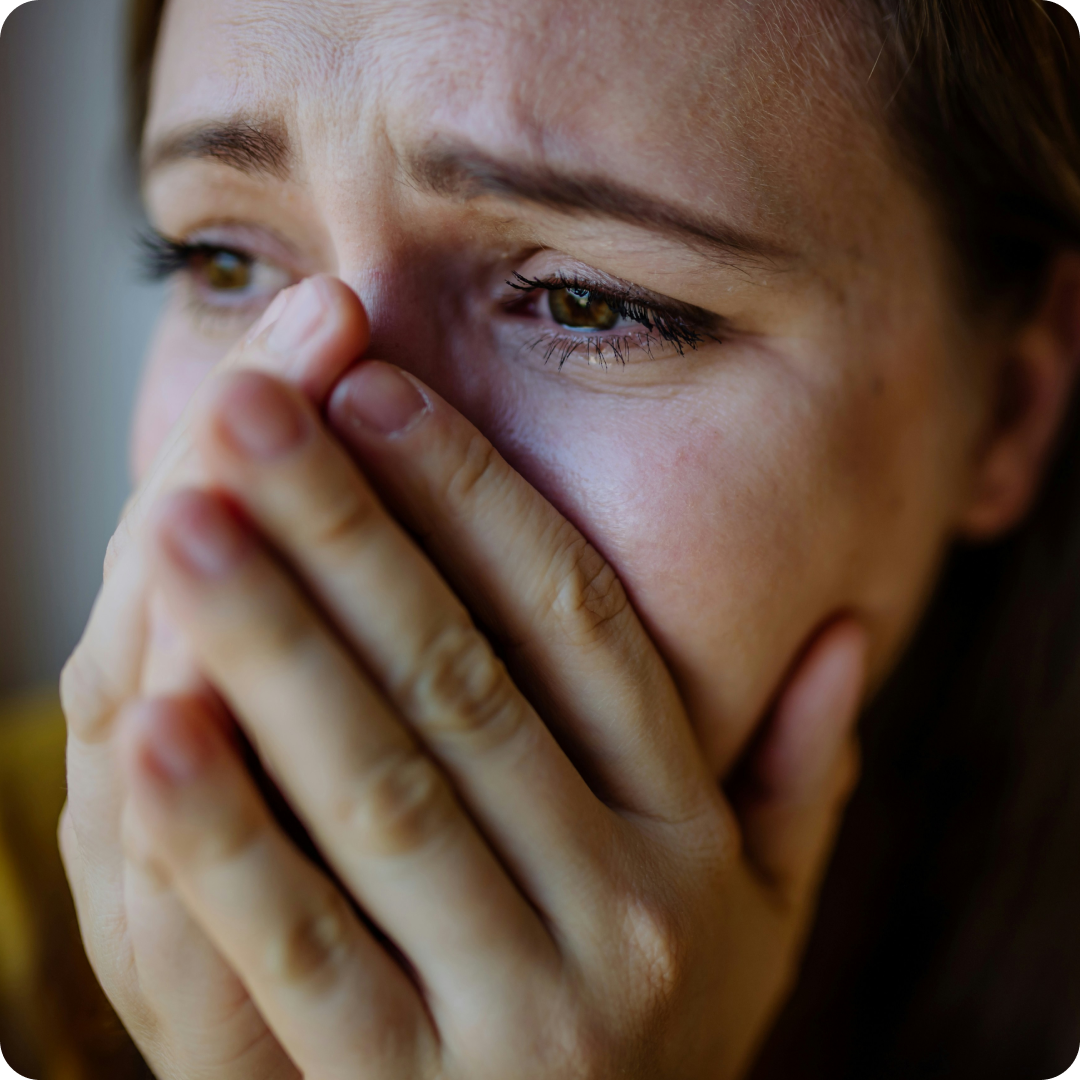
[146, 217, 309, 269]
[506, 272, 723, 331]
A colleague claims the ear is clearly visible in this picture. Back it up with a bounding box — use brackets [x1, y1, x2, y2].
[959, 252, 1080, 540]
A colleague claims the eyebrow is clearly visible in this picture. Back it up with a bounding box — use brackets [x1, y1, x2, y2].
[143, 119, 291, 180]
[407, 144, 789, 264]
[144, 121, 788, 264]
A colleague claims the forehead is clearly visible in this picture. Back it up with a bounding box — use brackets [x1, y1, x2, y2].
[151, 0, 878, 246]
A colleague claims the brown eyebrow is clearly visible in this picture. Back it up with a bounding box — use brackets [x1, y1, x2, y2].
[143, 119, 291, 180]
[144, 121, 788, 265]
[406, 143, 791, 265]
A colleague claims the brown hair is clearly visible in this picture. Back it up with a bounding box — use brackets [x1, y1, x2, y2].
[124, 1, 1080, 1075]
[870, 1, 1080, 315]
[760, 6, 1080, 1075]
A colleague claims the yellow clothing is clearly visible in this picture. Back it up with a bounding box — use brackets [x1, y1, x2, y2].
[0, 693, 148, 1080]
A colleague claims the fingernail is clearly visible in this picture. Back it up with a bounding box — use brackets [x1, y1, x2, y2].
[245, 287, 293, 344]
[141, 710, 214, 786]
[267, 277, 326, 353]
[158, 495, 253, 579]
[219, 375, 308, 460]
[336, 362, 429, 437]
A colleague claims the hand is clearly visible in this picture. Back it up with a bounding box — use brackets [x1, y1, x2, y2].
[109, 282, 867, 1078]
[60, 277, 369, 1079]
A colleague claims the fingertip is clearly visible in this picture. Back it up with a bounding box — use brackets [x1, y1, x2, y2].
[294, 276, 370, 402]
[328, 361, 433, 443]
[735, 618, 870, 897]
[756, 616, 869, 801]
[809, 616, 869, 713]
[241, 276, 370, 404]
[146, 489, 254, 581]
[196, 369, 313, 465]
[118, 696, 222, 794]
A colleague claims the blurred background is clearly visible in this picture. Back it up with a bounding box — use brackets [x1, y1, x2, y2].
[0, 0, 163, 700]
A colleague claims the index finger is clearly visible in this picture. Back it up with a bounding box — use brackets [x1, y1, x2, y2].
[107, 275, 369, 580]
[329, 363, 713, 826]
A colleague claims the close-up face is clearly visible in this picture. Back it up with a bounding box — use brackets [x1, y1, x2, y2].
[135, 0, 997, 776]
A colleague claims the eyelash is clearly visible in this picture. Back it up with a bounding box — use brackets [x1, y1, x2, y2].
[506, 273, 715, 369]
[137, 231, 717, 368]
[137, 229, 298, 327]
[139, 231, 250, 281]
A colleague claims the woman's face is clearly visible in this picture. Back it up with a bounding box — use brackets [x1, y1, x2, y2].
[137, 0, 992, 774]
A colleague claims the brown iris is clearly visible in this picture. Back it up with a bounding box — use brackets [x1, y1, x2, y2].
[200, 249, 252, 292]
[549, 287, 620, 331]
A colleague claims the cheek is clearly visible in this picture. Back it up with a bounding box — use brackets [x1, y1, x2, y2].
[482, 373, 838, 770]
[485, 353, 959, 777]
[130, 309, 235, 481]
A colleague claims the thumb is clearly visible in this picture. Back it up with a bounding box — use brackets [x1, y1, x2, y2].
[733, 617, 868, 907]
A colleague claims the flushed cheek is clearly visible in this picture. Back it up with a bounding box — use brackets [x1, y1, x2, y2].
[619, 445, 846, 773]
[500, 394, 850, 776]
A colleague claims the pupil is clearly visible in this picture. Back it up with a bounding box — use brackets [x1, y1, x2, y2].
[204, 250, 251, 292]
[549, 288, 619, 331]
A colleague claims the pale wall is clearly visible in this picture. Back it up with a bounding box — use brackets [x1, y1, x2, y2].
[0, 0, 164, 694]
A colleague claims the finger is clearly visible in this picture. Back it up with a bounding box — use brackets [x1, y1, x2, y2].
[328, 362, 711, 824]
[193, 371, 616, 920]
[113, 275, 369, 579]
[121, 805, 300, 1080]
[134, 276, 367, 701]
[119, 696, 434, 1080]
[58, 277, 367, 1074]
[62, 542, 149, 892]
[120, 697, 293, 1080]
[61, 563, 284, 1080]
[62, 275, 368, 745]
[145, 490, 557, 1012]
[64, 630, 290, 1080]
[731, 617, 867, 904]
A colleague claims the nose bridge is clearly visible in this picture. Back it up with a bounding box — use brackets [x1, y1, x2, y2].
[294, 97, 425, 349]
[284, 32, 489, 389]
[312, 175, 448, 384]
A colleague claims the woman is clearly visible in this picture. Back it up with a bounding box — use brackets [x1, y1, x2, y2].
[53, 0, 1080, 1076]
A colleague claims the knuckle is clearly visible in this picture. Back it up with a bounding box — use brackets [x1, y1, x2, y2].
[304, 486, 381, 554]
[213, 583, 318, 673]
[189, 812, 265, 871]
[621, 896, 689, 1008]
[445, 432, 504, 506]
[548, 528, 631, 649]
[60, 647, 118, 744]
[262, 902, 351, 989]
[103, 513, 134, 581]
[549, 1016, 612, 1080]
[340, 750, 454, 857]
[406, 622, 526, 751]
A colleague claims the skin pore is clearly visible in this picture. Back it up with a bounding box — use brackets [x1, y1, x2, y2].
[131, 0, 994, 783]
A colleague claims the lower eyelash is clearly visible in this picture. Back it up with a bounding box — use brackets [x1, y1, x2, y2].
[526, 330, 664, 370]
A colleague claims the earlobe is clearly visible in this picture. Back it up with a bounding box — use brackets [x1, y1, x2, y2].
[959, 253, 1080, 540]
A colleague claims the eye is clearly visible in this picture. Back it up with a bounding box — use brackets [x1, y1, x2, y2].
[140, 230, 296, 316]
[195, 248, 254, 293]
[548, 287, 621, 332]
[504, 271, 719, 369]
